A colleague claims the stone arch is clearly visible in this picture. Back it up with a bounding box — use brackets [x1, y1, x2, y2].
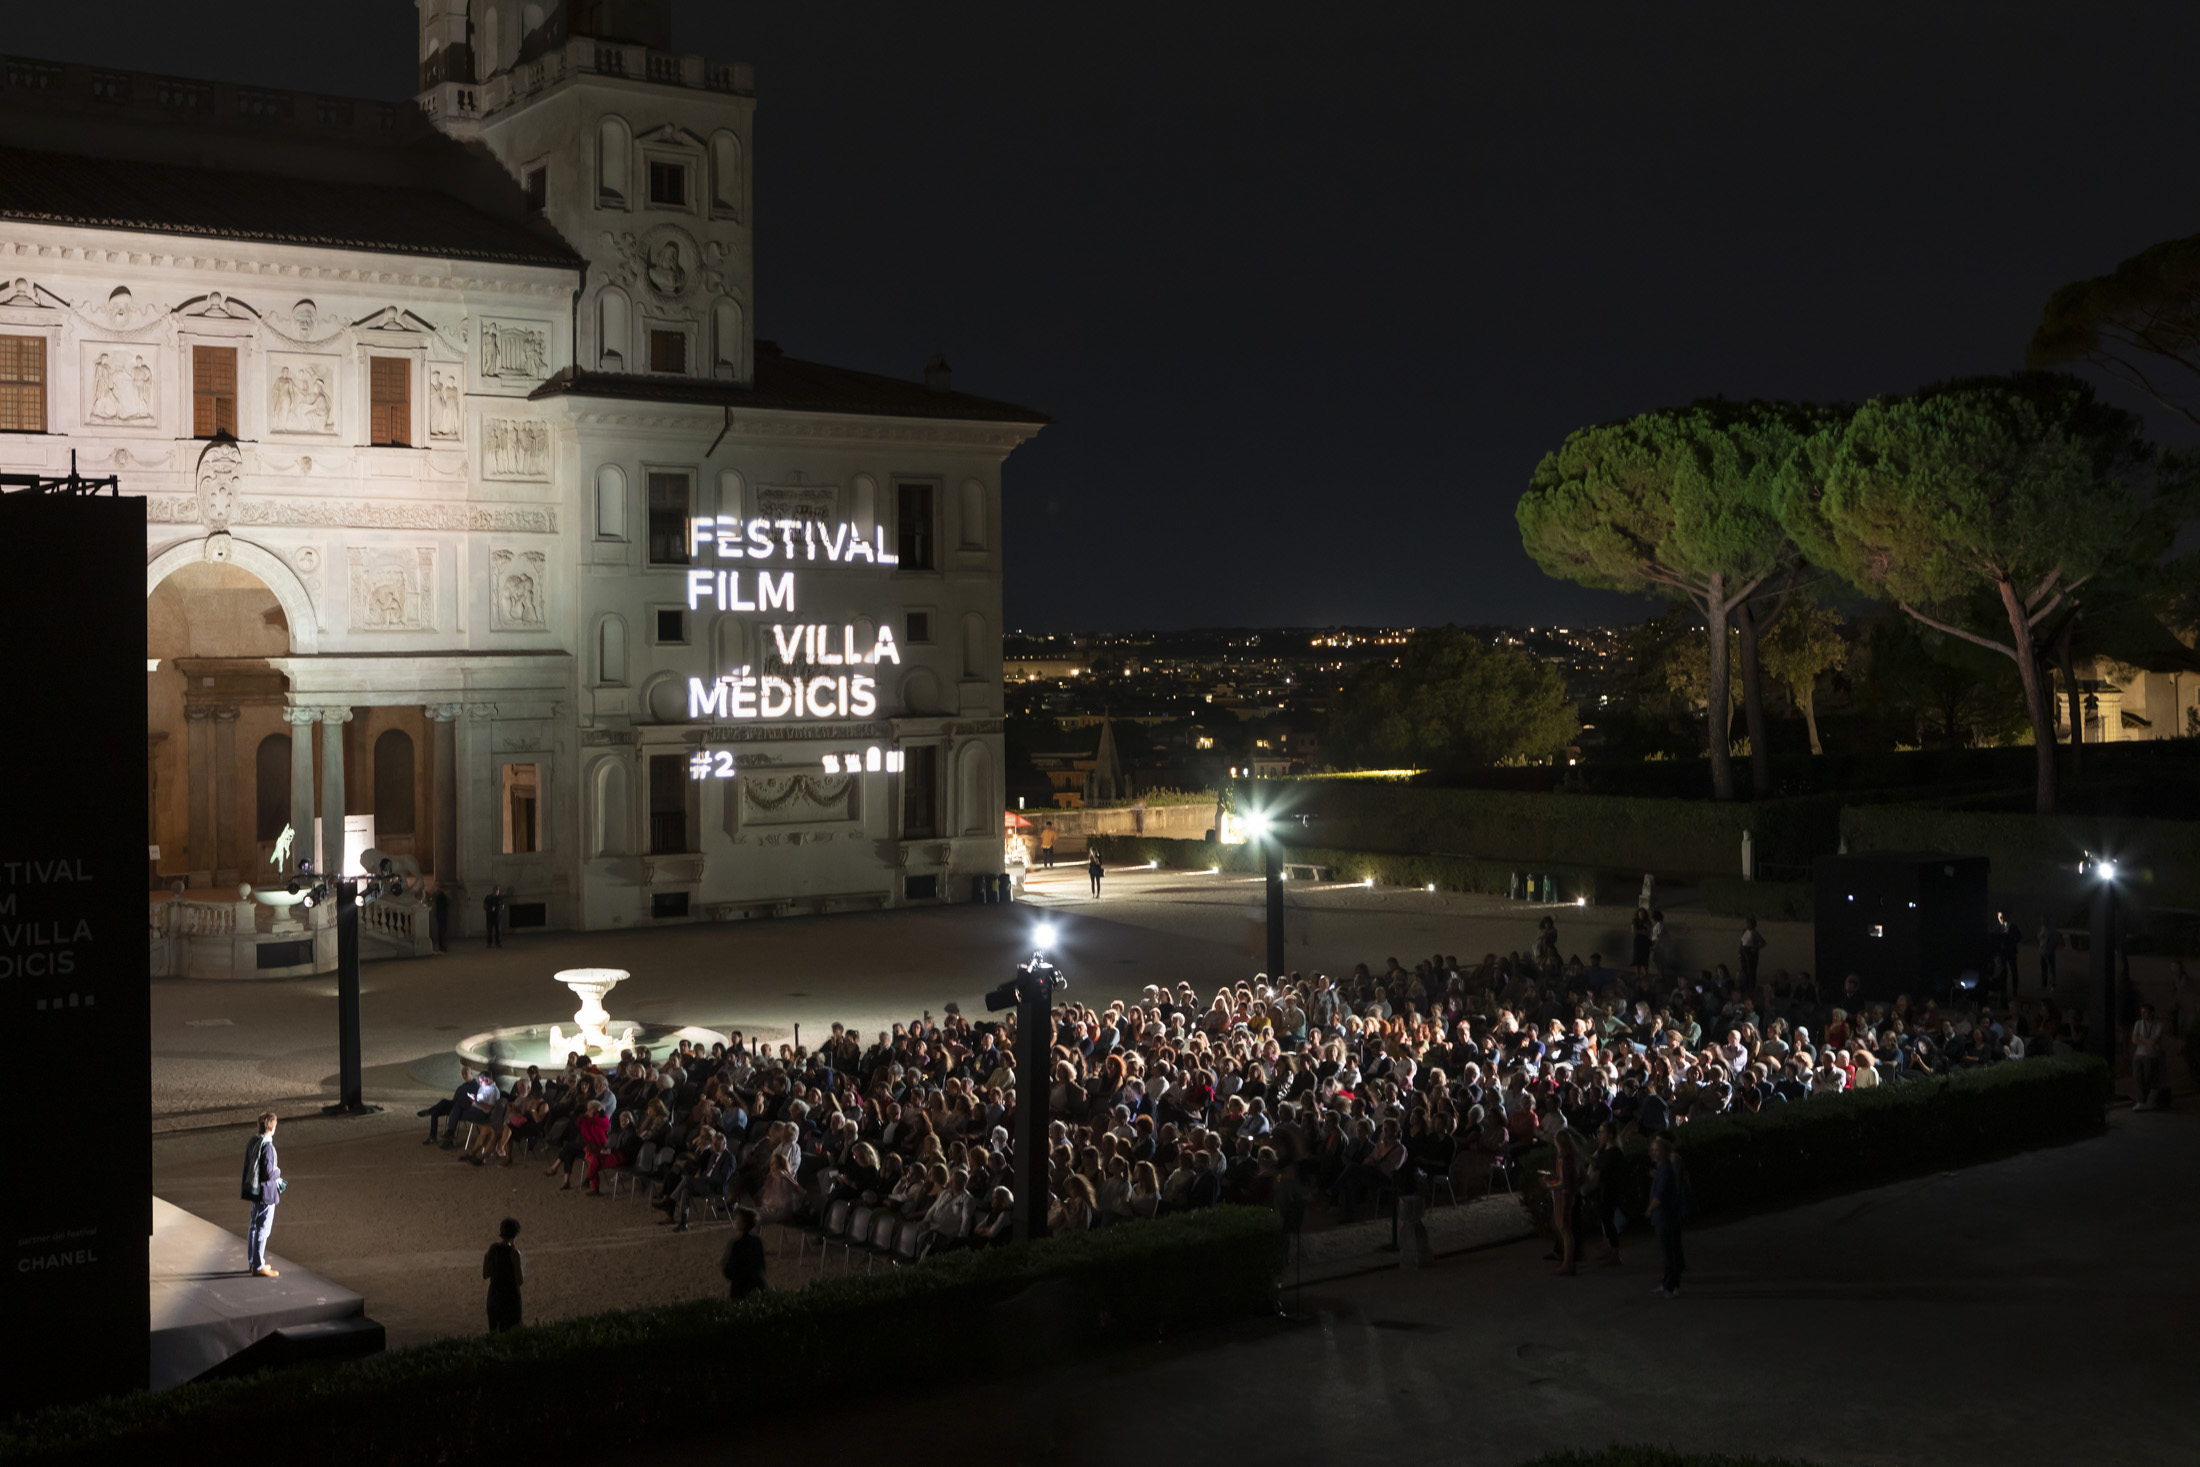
[146, 537, 318, 654]
[710, 130, 743, 216]
[959, 477, 987, 550]
[589, 754, 631, 857]
[596, 286, 630, 370]
[594, 462, 628, 539]
[597, 115, 632, 207]
[595, 612, 627, 686]
[957, 741, 993, 836]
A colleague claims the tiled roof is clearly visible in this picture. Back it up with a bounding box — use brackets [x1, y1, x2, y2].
[0, 146, 581, 267]
[532, 348, 1050, 425]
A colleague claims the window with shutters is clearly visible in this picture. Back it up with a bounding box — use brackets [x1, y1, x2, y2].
[0, 335, 47, 433]
[369, 356, 411, 445]
[896, 481, 935, 569]
[192, 345, 237, 437]
[646, 471, 690, 565]
[648, 329, 686, 374]
[901, 745, 939, 838]
[648, 754, 689, 854]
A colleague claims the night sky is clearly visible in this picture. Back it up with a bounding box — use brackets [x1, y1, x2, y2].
[19, 2, 2200, 631]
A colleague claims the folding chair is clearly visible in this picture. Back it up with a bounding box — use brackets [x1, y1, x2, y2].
[840, 1205, 875, 1270]
[798, 1199, 851, 1271]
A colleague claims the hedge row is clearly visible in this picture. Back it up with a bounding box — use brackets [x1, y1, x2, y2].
[1, 1207, 1284, 1464]
[1520, 1452, 1820, 1467]
[1253, 778, 1847, 877]
[1697, 876, 1813, 923]
[1092, 834, 1602, 903]
[1522, 1055, 2109, 1231]
[1842, 804, 2200, 922]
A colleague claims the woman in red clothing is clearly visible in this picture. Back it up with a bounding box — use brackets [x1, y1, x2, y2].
[578, 1102, 617, 1194]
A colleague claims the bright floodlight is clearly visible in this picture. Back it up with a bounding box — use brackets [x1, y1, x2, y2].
[1243, 811, 1271, 838]
[2097, 859, 2118, 881]
[1034, 922, 1058, 949]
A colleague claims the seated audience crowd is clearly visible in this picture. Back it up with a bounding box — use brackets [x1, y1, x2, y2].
[419, 934, 2082, 1257]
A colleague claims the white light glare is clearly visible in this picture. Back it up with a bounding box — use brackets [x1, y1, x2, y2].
[1362, 877, 1375, 888]
[1426, 883, 1436, 892]
[1034, 923, 1058, 948]
[2097, 859, 2118, 881]
[1576, 896, 1588, 907]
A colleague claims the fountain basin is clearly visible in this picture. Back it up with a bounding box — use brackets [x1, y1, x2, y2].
[456, 1022, 730, 1077]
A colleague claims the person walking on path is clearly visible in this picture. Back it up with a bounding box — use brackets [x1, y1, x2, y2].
[2132, 1004, 2167, 1110]
[1039, 823, 1057, 869]
[483, 884, 505, 948]
[721, 1206, 768, 1299]
[483, 1217, 525, 1332]
[1647, 1134, 1688, 1298]
[241, 1112, 285, 1278]
[1738, 916, 1765, 988]
[1088, 849, 1104, 898]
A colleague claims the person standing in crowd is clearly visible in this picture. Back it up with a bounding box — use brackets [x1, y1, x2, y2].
[1039, 822, 1057, 869]
[1088, 848, 1105, 897]
[241, 1111, 285, 1279]
[1588, 1122, 1625, 1267]
[2132, 1004, 2167, 1110]
[1630, 907, 1653, 977]
[1546, 1130, 1582, 1276]
[483, 883, 505, 948]
[483, 1217, 525, 1332]
[1738, 916, 1765, 988]
[1647, 1134, 1687, 1298]
[721, 1206, 767, 1299]
[2037, 918, 2063, 996]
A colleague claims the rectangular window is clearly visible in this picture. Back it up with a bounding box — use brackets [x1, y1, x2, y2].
[369, 356, 411, 445]
[902, 745, 938, 838]
[906, 610, 932, 645]
[192, 345, 237, 437]
[896, 481, 935, 569]
[649, 329, 687, 374]
[0, 335, 47, 433]
[524, 166, 547, 212]
[501, 762, 540, 854]
[646, 472, 690, 565]
[655, 607, 686, 643]
[649, 753, 689, 854]
[648, 159, 688, 206]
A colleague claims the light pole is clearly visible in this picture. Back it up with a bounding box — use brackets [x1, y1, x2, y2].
[990, 925, 1066, 1243]
[290, 858, 398, 1117]
[1244, 811, 1284, 978]
[2085, 855, 2120, 1089]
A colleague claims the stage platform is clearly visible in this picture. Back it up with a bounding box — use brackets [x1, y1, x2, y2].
[150, 1196, 383, 1390]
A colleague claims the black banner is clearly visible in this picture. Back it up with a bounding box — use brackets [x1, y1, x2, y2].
[0, 493, 150, 1409]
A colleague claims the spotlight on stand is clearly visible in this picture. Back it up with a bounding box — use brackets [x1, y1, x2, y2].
[989, 951, 1068, 1244]
[1033, 921, 1058, 952]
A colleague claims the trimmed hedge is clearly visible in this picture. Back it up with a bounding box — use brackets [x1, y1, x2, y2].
[1092, 834, 1601, 903]
[1255, 778, 1847, 876]
[1, 1207, 1283, 1464]
[1841, 804, 2200, 924]
[1520, 1451, 1820, 1467]
[1698, 876, 1813, 923]
[1523, 1055, 2109, 1231]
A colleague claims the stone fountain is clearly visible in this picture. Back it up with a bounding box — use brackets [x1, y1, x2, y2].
[453, 966, 725, 1077]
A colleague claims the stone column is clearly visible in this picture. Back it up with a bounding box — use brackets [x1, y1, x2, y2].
[184, 705, 213, 879]
[212, 706, 240, 882]
[285, 705, 319, 875]
[428, 704, 462, 890]
[319, 706, 353, 878]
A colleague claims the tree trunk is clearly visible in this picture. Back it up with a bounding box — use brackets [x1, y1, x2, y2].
[1735, 601, 1773, 798]
[1996, 577, 2058, 814]
[1801, 682, 1823, 756]
[1704, 574, 1735, 800]
[2055, 618, 2083, 778]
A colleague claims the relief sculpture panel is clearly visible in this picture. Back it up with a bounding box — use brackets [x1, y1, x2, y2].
[266, 353, 340, 435]
[489, 547, 548, 630]
[81, 344, 157, 426]
[347, 546, 437, 632]
[482, 417, 550, 480]
[480, 318, 551, 382]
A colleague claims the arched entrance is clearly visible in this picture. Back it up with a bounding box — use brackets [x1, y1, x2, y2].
[147, 556, 294, 889]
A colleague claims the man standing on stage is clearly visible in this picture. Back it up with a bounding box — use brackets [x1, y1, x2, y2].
[241, 1112, 286, 1278]
[483, 883, 506, 948]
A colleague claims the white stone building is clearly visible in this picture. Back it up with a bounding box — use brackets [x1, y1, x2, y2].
[0, 3, 1042, 972]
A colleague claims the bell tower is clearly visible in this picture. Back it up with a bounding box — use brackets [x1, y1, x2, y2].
[415, 0, 755, 385]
